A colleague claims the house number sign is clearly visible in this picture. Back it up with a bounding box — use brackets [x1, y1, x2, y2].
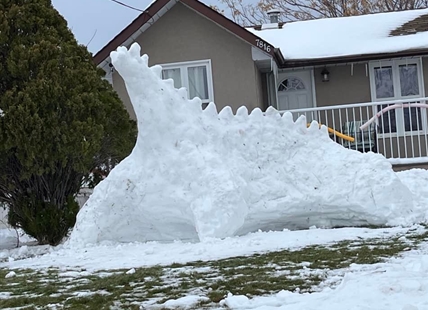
[255, 39, 271, 53]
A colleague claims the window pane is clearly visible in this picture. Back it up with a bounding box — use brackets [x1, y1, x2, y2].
[374, 67, 394, 99]
[378, 104, 396, 133]
[162, 68, 182, 88]
[188, 66, 208, 100]
[403, 105, 422, 131]
[278, 78, 305, 92]
[399, 64, 419, 97]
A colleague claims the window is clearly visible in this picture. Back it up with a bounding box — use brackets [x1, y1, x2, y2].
[370, 59, 425, 135]
[161, 60, 214, 104]
[278, 77, 305, 92]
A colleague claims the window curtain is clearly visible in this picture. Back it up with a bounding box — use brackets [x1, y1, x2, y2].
[399, 64, 422, 131]
[188, 66, 208, 100]
[374, 67, 395, 133]
[374, 67, 394, 99]
[162, 68, 182, 89]
[399, 64, 419, 97]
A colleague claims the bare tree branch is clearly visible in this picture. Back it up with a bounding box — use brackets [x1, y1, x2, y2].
[220, 0, 428, 25]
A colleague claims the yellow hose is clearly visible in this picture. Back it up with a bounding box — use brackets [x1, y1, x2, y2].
[307, 123, 355, 142]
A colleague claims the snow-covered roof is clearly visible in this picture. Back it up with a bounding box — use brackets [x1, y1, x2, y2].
[248, 8, 428, 60]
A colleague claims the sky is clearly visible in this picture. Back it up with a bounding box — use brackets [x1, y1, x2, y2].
[51, 0, 221, 55]
[51, 0, 151, 54]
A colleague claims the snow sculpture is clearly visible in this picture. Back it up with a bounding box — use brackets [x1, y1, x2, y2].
[68, 43, 422, 246]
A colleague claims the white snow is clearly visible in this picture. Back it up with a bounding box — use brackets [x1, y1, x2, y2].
[5, 271, 16, 278]
[222, 246, 428, 309]
[0, 207, 9, 229]
[66, 43, 428, 247]
[248, 8, 428, 59]
[162, 295, 210, 309]
[2, 225, 418, 271]
[2, 226, 428, 309]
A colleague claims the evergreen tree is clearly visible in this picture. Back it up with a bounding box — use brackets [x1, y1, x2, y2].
[0, 0, 136, 245]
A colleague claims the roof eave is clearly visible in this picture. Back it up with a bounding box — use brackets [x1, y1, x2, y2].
[281, 48, 428, 68]
[93, 0, 172, 66]
[93, 0, 280, 68]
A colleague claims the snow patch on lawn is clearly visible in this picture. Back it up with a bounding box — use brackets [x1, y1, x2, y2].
[222, 245, 428, 309]
[161, 295, 209, 309]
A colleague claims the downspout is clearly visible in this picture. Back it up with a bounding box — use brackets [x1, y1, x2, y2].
[272, 48, 284, 109]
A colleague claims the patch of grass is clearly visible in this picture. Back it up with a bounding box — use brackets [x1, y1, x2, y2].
[1, 227, 427, 309]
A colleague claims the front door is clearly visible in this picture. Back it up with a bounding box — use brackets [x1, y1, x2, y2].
[277, 70, 314, 111]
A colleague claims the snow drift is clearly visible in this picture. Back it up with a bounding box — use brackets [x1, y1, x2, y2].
[68, 43, 426, 247]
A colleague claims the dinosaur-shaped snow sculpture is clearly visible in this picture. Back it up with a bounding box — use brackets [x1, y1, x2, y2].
[68, 43, 421, 246]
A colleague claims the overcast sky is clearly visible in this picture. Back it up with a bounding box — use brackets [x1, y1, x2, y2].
[51, 0, 221, 55]
[51, 0, 151, 54]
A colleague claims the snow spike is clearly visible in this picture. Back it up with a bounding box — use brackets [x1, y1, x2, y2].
[141, 54, 149, 66]
[281, 111, 294, 128]
[219, 106, 234, 121]
[203, 102, 218, 117]
[163, 78, 175, 88]
[320, 124, 329, 135]
[308, 120, 319, 133]
[150, 65, 162, 78]
[188, 97, 203, 111]
[236, 106, 249, 120]
[129, 42, 141, 60]
[295, 115, 307, 132]
[265, 106, 280, 120]
[249, 108, 263, 121]
[177, 87, 188, 99]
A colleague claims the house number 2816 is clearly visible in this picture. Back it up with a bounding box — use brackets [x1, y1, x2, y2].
[255, 39, 271, 53]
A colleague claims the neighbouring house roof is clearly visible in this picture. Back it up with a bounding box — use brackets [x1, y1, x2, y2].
[93, 0, 282, 69]
[247, 8, 428, 66]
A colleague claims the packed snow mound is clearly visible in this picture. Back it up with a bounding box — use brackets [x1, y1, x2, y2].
[67, 43, 426, 247]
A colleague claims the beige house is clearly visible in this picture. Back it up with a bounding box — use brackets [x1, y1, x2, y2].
[94, 0, 428, 168]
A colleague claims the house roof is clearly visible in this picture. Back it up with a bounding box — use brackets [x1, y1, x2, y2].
[93, 0, 282, 67]
[95, 0, 428, 69]
[247, 8, 428, 66]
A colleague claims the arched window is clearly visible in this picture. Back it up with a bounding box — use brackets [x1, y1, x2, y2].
[278, 77, 305, 92]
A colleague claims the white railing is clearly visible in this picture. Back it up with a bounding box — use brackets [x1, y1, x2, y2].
[279, 97, 428, 165]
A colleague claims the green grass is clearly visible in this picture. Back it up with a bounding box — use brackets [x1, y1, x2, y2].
[1, 227, 427, 309]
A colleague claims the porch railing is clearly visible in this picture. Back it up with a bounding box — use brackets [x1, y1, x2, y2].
[279, 97, 428, 165]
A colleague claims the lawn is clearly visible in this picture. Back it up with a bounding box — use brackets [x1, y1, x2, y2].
[1, 226, 427, 309]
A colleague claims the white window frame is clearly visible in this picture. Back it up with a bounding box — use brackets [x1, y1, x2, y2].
[369, 58, 426, 137]
[161, 59, 214, 104]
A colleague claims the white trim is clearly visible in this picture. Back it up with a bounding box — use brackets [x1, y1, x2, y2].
[160, 59, 214, 103]
[272, 61, 279, 109]
[251, 46, 271, 61]
[277, 76, 306, 91]
[369, 57, 426, 137]
[387, 157, 428, 165]
[277, 69, 316, 109]
[102, 67, 114, 86]
[310, 68, 317, 108]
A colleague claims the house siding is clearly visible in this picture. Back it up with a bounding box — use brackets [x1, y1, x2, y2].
[112, 73, 134, 118]
[377, 135, 428, 158]
[314, 63, 371, 107]
[112, 2, 264, 119]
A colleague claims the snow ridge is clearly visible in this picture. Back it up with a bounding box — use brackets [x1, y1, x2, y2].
[67, 43, 424, 247]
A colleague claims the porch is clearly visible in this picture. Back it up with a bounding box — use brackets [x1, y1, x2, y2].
[280, 97, 428, 167]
